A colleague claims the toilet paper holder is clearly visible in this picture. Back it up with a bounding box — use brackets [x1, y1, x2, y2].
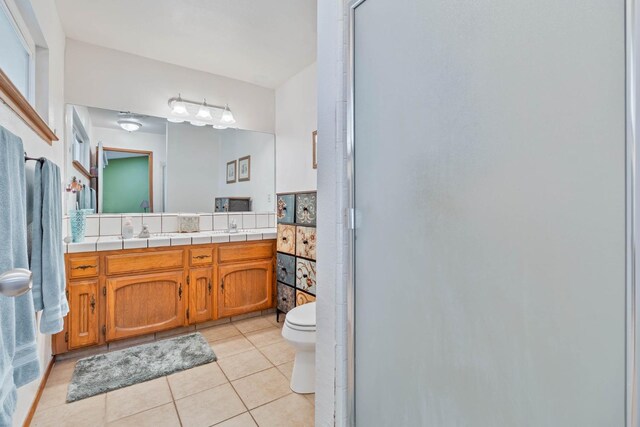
[0, 268, 33, 297]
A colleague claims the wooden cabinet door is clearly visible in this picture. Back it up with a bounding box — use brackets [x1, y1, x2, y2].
[189, 267, 213, 324]
[218, 260, 274, 318]
[106, 271, 185, 341]
[68, 280, 99, 349]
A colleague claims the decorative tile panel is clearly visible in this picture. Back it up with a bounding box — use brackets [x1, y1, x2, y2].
[295, 258, 316, 295]
[277, 224, 296, 255]
[277, 282, 295, 313]
[277, 194, 295, 224]
[295, 193, 317, 225]
[296, 290, 316, 306]
[277, 253, 296, 286]
[295, 226, 316, 260]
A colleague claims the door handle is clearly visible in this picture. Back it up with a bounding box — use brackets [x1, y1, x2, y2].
[90, 294, 96, 313]
[208, 280, 212, 295]
[179, 283, 183, 300]
[221, 278, 224, 293]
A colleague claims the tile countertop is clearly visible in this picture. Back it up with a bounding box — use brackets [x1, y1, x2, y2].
[66, 229, 278, 253]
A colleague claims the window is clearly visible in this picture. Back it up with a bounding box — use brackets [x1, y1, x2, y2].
[0, 0, 32, 100]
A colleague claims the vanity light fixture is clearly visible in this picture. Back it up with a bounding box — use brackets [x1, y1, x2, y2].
[117, 119, 142, 132]
[171, 94, 189, 116]
[196, 99, 213, 120]
[167, 95, 237, 129]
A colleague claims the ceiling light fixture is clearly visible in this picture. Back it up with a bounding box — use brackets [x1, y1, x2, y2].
[196, 99, 213, 120]
[170, 94, 189, 116]
[117, 119, 142, 132]
[167, 117, 184, 123]
[212, 124, 228, 130]
[190, 120, 206, 127]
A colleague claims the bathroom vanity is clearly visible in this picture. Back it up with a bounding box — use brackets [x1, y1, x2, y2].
[53, 235, 276, 354]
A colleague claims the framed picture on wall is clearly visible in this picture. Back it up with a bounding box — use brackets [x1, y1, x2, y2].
[312, 130, 318, 169]
[238, 155, 251, 182]
[226, 160, 237, 184]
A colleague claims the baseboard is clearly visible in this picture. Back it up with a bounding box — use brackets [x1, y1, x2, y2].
[22, 356, 55, 427]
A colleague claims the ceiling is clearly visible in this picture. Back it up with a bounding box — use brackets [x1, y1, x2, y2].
[88, 106, 166, 135]
[54, 0, 317, 89]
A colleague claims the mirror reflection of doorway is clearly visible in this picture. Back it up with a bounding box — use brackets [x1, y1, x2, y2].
[102, 147, 153, 213]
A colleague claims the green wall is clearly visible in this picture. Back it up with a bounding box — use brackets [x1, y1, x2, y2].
[102, 156, 150, 213]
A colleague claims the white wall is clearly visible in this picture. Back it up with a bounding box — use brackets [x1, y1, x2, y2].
[275, 62, 317, 193]
[64, 39, 275, 134]
[316, 1, 345, 425]
[166, 125, 274, 213]
[216, 129, 275, 212]
[0, 0, 66, 425]
[92, 126, 166, 213]
[166, 123, 220, 213]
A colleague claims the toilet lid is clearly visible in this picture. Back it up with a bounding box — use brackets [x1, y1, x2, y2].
[285, 302, 316, 328]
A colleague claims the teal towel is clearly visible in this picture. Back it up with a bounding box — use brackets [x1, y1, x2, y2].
[0, 127, 40, 425]
[30, 159, 68, 334]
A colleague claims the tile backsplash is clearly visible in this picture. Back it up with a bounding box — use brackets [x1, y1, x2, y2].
[63, 212, 276, 238]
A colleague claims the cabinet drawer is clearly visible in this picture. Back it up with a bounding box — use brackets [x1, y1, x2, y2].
[105, 250, 184, 275]
[190, 248, 213, 266]
[218, 242, 273, 264]
[68, 255, 99, 279]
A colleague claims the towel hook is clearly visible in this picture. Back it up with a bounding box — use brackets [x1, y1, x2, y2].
[0, 268, 32, 297]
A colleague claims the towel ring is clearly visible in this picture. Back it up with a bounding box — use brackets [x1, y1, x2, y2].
[0, 268, 32, 297]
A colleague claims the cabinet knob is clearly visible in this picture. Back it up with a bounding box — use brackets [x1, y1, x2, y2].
[178, 284, 183, 300]
[90, 295, 96, 313]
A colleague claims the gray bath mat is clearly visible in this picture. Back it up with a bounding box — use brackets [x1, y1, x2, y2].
[66, 332, 216, 402]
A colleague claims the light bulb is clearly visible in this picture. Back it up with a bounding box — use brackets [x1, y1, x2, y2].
[167, 117, 184, 123]
[196, 99, 213, 120]
[190, 120, 206, 127]
[220, 105, 236, 124]
[171, 94, 189, 116]
[212, 124, 227, 130]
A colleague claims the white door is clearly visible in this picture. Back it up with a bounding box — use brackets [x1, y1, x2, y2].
[352, 1, 627, 425]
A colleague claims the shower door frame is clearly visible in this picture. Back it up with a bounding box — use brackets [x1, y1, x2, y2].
[344, 0, 640, 425]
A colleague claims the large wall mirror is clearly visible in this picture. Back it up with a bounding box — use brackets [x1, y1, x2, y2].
[65, 104, 275, 214]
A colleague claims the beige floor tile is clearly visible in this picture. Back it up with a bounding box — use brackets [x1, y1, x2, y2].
[213, 412, 257, 426]
[305, 393, 315, 406]
[107, 403, 180, 427]
[106, 377, 173, 422]
[37, 381, 69, 411]
[233, 316, 274, 334]
[265, 314, 284, 328]
[250, 393, 314, 427]
[200, 323, 242, 342]
[175, 383, 246, 427]
[32, 394, 106, 427]
[218, 349, 273, 381]
[167, 362, 228, 399]
[211, 335, 256, 359]
[47, 362, 76, 387]
[258, 340, 296, 366]
[231, 367, 291, 410]
[244, 327, 284, 348]
[277, 361, 294, 381]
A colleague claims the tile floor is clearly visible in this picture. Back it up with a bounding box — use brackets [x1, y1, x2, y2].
[31, 314, 314, 427]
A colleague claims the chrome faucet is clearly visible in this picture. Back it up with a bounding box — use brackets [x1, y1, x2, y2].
[229, 218, 238, 233]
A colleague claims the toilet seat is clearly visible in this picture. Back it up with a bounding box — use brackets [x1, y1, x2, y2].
[285, 302, 316, 331]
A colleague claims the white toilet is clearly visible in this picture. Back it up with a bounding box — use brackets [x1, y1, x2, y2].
[281, 302, 316, 394]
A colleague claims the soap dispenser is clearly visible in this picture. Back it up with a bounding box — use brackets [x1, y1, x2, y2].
[122, 216, 134, 239]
